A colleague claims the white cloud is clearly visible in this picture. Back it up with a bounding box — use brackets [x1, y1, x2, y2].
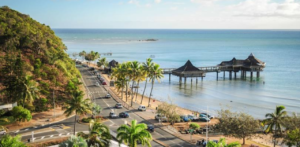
[228, 0, 300, 18]
[145, 3, 152, 7]
[128, 0, 139, 5]
[190, 0, 218, 6]
[170, 6, 178, 10]
[155, 0, 161, 3]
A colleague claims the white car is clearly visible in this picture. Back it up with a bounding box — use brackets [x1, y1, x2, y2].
[95, 82, 100, 87]
[0, 130, 6, 135]
[138, 105, 146, 111]
[155, 114, 168, 122]
[105, 94, 111, 98]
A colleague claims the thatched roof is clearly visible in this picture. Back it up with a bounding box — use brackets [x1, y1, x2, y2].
[218, 53, 265, 67]
[173, 60, 200, 72]
[109, 60, 118, 68]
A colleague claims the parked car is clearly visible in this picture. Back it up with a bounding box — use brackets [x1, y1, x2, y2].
[200, 113, 214, 119]
[95, 82, 100, 87]
[187, 114, 198, 121]
[105, 94, 111, 98]
[82, 64, 88, 67]
[97, 75, 101, 79]
[89, 67, 95, 71]
[155, 114, 168, 122]
[115, 103, 123, 109]
[147, 124, 154, 132]
[180, 115, 191, 122]
[102, 81, 107, 85]
[199, 117, 210, 122]
[119, 112, 129, 118]
[109, 112, 118, 118]
[0, 129, 6, 135]
[138, 105, 146, 111]
[99, 77, 104, 82]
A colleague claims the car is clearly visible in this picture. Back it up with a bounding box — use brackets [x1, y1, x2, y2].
[95, 82, 100, 87]
[147, 124, 154, 132]
[82, 64, 88, 67]
[102, 81, 107, 85]
[155, 114, 168, 122]
[0, 129, 6, 135]
[187, 114, 198, 121]
[138, 105, 146, 111]
[200, 113, 214, 119]
[97, 75, 101, 79]
[89, 67, 95, 71]
[180, 115, 191, 122]
[119, 112, 129, 118]
[99, 77, 104, 82]
[105, 94, 111, 98]
[115, 103, 123, 109]
[199, 117, 210, 122]
[109, 112, 118, 118]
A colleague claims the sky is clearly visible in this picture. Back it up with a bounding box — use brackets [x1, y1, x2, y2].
[1, 0, 300, 29]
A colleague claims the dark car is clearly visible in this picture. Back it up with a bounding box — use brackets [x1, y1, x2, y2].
[119, 112, 129, 118]
[147, 124, 154, 132]
[89, 67, 95, 71]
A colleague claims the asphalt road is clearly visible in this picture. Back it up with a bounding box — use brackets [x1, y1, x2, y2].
[8, 65, 194, 147]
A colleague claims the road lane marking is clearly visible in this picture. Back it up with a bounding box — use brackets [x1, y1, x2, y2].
[50, 135, 53, 137]
[59, 133, 62, 136]
[41, 136, 45, 139]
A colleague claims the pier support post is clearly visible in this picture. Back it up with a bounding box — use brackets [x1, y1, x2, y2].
[191, 78, 193, 83]
[201, 77, 203, 81]
[169, 73, 171, 82]
[196, 78, 198, 84]
[229, 71, 232, 80]
[244, 71, 247, 79]
[179, 77, 182, 84]
[223, 71, 225, 80]
[241, 70, 243, 79]
[250, 72, 253, 80]
[234, 72, 237, 79]
[257, 71, 260, 78]
[216, 72, 219, 81]
[184, 77, 187, 83]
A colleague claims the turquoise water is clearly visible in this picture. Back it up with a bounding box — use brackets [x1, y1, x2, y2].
[54, 29, 300, 118]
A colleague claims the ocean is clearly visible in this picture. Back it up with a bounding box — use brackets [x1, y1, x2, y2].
[54, 29, 300, 119]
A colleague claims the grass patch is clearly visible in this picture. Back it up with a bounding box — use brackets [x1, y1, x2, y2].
[0, 116, 15, 125]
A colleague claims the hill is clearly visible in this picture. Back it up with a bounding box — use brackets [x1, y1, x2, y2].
[0, 6, 81, 112]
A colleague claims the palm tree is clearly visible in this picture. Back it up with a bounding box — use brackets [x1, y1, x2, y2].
[135, 67, 146, 102]
[262, 105, 287, 147]
[207, 138, 241, 147]
[117, 119, 152, 147]
[64, 90, 91, 135]
[97, 57, 108, 69]
[129, 61, 140, 106]
[141, 58, 154, 104]
[111, 63, 128, 101]
[148, 63, 163, 107]
[59, 135, 88, 147]
[77, 119, 111, 147]
[79, 51, 86, 61]
[21, 76, 39, 107]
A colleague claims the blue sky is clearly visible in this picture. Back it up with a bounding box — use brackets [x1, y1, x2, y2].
[1, 0, 300, 29]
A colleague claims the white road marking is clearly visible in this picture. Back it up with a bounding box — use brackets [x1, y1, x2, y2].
[41, 136, 45, 139]
[15, 130, 19, 133]
[59, 133, 62, 136]
[67, 133, 70, 135]
[24, 129, 28, 131]
[50, 135, 53, 137]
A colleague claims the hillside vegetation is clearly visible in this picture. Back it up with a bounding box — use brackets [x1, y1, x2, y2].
[0, 6, 81, 112]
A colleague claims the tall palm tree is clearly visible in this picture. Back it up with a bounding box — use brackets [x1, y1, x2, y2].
[129, 61, 140, 106]
[112, 63, 128, 101]
[135, 67, 146, 102]
[97, 57, 108, 69]
[207, 138, 241, 147]
[79, 51, 86, 61]
[262, 105, 287, 147]
[148, 63, 164, 107]
[117, 120, 152, 147]
[141, 58, 154, 104]
[64, 90, 91, 135]
[21, 76, 39, 107]
[77, 120, 111, 147]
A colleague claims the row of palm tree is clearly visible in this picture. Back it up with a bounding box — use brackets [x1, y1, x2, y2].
[111, 58, 163, 107]
[78, 51, 100, 65]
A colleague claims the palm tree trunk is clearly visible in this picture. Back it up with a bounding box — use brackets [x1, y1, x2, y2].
[121, 81, 124, 100]
[243, 137, 245, 145]
[141, 78, 148, 104]
[126, 82, 128, 102]
[131, 81, 135, 107]
[148, 79, 154, 107]
[135, 80, 140, 102]
[74, 114, 77, 135]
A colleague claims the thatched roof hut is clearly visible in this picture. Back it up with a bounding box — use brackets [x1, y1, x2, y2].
[172, 60, 205, 77]
[108, 60, 118, 69]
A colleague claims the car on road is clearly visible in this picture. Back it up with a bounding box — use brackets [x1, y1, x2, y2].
[102, 81, 107, 85]
[82, 64, 88, 67]
[109, 112, 118, 118]
[155, 114, 168, 122]
[199, 117, 210, 122]
[95, 82, 100, 87]
[89, 67, 95, 71]
[200, 113, 214, 119]
[99, 77, 104, 82]
[119, 112, 129, 118]
[180, 115, 191, 122]
[97, 75, 101, 79]
[115, 103, 123, 109]
[147, 124, 154, 132]
[138, 105, 146, 111]
[0, 129, 6, 135]
[105, 94, 111, 98]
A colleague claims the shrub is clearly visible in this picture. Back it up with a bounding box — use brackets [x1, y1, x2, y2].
[81, 117, 92, 123]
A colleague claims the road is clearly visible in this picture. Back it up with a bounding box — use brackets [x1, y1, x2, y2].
[8, 65, 194, 147]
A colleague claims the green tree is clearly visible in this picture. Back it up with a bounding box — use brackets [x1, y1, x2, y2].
[207, 138, 241, 147]
[0, 135, 26, 147]
[90, 102, 102, 118]
[117, 119, 152, 147]
[216, 109, 260, 145]
[77, 119, 111, 147]
[189, 123, 200, 140]
[79, 51, 87, 61]
[128, 61, 140, 106]
[284, 128, 300, 147]
[148, 63, 163, 107]
[63, 90, 91, 135]
[12, 106, 32, 124]
[97, 57, 108, 69]
[85, 51, 100, 65]
[59, 135, 88, 147]
[262, 105, 287, 147]
[141, 58, 154, 104]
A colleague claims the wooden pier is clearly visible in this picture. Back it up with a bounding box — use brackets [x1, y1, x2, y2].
[162, 53, 266, 83]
